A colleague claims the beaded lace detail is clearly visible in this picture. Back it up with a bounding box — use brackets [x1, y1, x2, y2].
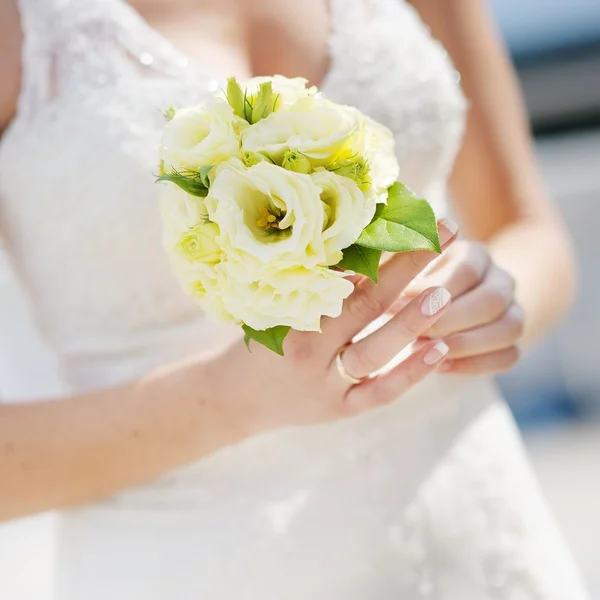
[322, 0, 467, 211]
[0, 0, 589, 598]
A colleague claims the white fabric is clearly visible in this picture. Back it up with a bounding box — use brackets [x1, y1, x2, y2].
[0, 0, 589, 597]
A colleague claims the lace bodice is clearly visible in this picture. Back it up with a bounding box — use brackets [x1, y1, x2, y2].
[0, 1, 588, 598]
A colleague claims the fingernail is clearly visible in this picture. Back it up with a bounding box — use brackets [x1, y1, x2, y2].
[421, 287, 451, 316]
[423, 341, 449, 366]
[438, 218, 459, 246]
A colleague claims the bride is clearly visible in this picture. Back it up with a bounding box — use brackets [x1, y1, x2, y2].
[0, 0, 589, 598]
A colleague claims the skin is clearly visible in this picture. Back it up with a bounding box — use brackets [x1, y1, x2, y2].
[0, 0, 575, 520]
[408, 0, 576, 369]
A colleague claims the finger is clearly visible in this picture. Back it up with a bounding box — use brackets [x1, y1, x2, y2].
[345, 340, 449, 413]
[443, 303, 525, 359]
[403, 240, 491, 299]
[384, 294, 412, 316]
[424, 265, 515, 338]
[344, 274, 363, 286]
[439, 346, 520, 375]
[340, 287, 451, 379]
[323, 218, 459, 348]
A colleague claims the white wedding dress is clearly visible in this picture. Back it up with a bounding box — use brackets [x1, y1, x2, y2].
[0, 0, 590, 598]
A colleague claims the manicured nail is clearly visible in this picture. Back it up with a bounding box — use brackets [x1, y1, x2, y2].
[438, 218, 459, 245]
[421, 287, 451, 316]
[423, 341, 449, 366]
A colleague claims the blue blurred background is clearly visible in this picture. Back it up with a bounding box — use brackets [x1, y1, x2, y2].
[490, 0, 600, 429]
[494, 0, 600, 58]
[1, 1, 599, 597]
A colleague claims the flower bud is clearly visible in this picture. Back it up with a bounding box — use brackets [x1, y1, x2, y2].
[226, 77, 246, 120]
[250, 81, 277, 124]
[163, 106, 177, 122]
[242, 151, 273, 167]
[176, 222, 221, 264]
[282, 149, 313, 174]
[327, 157, 372, 191]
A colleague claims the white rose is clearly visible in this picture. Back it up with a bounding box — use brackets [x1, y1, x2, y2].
[159, 100, 246, 171]
[183, 262, 237, 324]
[167, 234, 237, 324]
[241, 97, 361, 167]
[159, 184, 209, 246]
[360, 116, 399, 200]
[160, 184, 237, 323]
[205, 160, 327, 268]
[218, 259, 354, 331]
[311, 170, 377, 264]
[244, 75, 316, 109]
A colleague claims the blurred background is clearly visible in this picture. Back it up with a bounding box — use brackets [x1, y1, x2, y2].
[1, 0, 600, 597]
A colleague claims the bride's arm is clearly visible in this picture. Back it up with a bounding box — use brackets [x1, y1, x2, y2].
[0, 363, 248, 521]
[409, 0, 577, 348]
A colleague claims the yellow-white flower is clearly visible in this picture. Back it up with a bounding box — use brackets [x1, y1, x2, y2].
[244, 75, 316, 109]
[360, 116, 399, 200]
[240, 97, 361, 167]
[195, 160, 362, 330]
[217, 258, 354, 331]
[158, 76, 408, 341]
[311, 170, 377, 265]
[160, 183, 209, 246]
[204, 160, 327, 268]
[160, 184, 236, 323]
[159, 100, 246, 171]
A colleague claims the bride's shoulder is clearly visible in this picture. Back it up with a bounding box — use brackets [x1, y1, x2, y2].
[0, 0, 22, 134]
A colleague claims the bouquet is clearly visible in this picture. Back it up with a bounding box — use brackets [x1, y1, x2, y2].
[158, 76, 440, 354]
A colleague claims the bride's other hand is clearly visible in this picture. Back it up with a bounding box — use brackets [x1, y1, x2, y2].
[210, 219, 458, 431]
[406, 241, 523, 375]
[408, 0, 576, 361]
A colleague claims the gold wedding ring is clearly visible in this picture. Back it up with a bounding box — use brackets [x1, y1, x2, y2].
[335, 344, 365, 385]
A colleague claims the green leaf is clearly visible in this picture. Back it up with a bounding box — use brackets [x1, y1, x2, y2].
[241, 324, 291, 356]
[357, 182, 441, 253]
[157, 168, 212, 198]
[337, 244, 381, 283]
[226, 77, 246, 119]
[372, 202, 385, 222]
[198, 165, 213, 188]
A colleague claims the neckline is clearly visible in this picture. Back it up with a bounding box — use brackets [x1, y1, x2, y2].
[114, 0, 338, 91]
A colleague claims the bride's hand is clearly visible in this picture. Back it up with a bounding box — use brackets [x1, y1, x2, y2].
[406, 240, 524, 375]
[209, 220, 459, 431]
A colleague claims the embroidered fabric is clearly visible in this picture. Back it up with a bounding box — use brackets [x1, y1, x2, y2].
[0, 0, 589, 597]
